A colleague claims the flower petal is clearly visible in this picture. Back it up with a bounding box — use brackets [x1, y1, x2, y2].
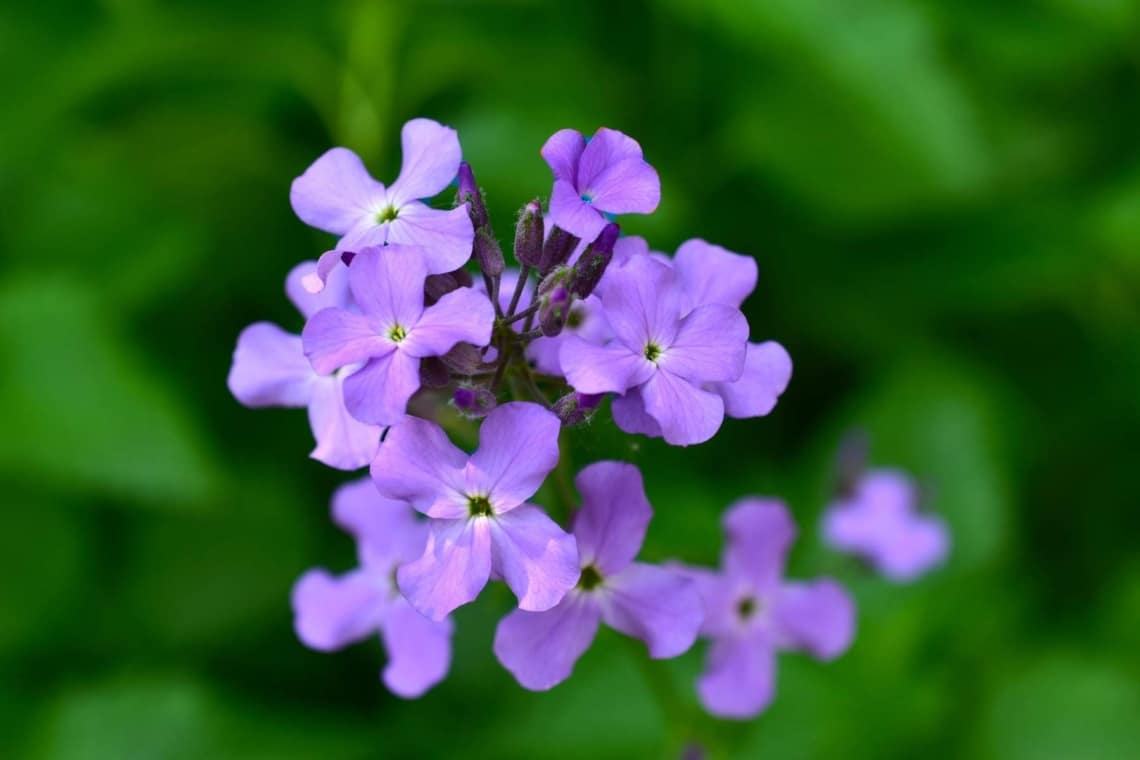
[596, 254, 681, 351]
[380, 598, 454, 698]
[228, 322, 314, 408]
[670, 563, 739, 637]
[302, 307, 387, 375]
[290, 147, 385, 235]
[370, 415, 469, 518]
[397, 517, 492, 620]
[584, 158, 661, 215]
[610, 387, 663, 438]
[291, 568, 386, 651]
[548, 178, 607, 241]
[697, 633, 777, 720]
[307, 374, 382, 470]
[490, 505, 580, 612]
[641, 369, 726, 446]
[657, 304, 748, 383]
[402, 286, 494, 358]
[493, 594, 601, 691]
[572, 461, 651, 575]
[711, 341, 792, 419]
[773, 579, 855, 660]
[723, 498, 796, 592]
[384, 203, 474, 275]
[601, 562, 702, 658]
[541, 128, 587, 182]
[575, 127, 645, 190]
[286, 258, 354, 318]
[467, 402, 561, 509]
[673, 239, 758, 311]
[347, 246, 427, 327]
[560, 337, 654, 395]
[386, 118, 462, 207]
[341, 350, 421, 426]
[331, 477, 426, 568]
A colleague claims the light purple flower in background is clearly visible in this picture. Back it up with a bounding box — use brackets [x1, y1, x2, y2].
[822, 469, 949, 582]
[542, 127, 661, 242]
[560, 255, 748, 446]
[290, 118, 473, 292]
[683, 499, 855, 719]
[371, 402, 579, 621]
[291, 478, 453, 697]
[227, 260, 381, 470]
[494, 461, 702, 690]
[302, 245, 494, 426]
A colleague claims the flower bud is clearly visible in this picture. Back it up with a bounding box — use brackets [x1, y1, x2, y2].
[418, 357, 451, 389]
[474, 228, 505, 277]
[514, 200, 544, 269]
[538, 285, 571, 337]
[456, 162, 488, 230]
[440, 343, 485, 375]
[569, 223, 619, 297]
[453, 385, 497, 418]
[424, 272, 459, 305]
[553, 392, 603, 426]
[540, 225, 579, 273]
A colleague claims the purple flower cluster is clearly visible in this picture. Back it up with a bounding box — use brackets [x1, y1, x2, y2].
[228, 118, 947, 722]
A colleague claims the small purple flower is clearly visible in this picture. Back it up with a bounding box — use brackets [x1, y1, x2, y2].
[370, 402, 579, 620]
[560, 255, 748, 446]
[290, 118, 473, 292]
[682, 499, 855, 719]
[494, 461, 702, 690]
[302, 245, 494, 426]
[822, 469, 949, 582]
[228, 261, 381, 470]
[542, 127, 661, 241]
[527, 294, 610, 375]
[291, 478, 452, 698]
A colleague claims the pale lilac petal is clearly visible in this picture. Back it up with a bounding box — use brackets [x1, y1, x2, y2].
[286, 258, 353, 318]
[336, 217, 390, 253]
[347, 246, 426, 328]
[657, 304, 748, 383]
[397, 518, 492, 620]
[299, 249, 348, 294]
[370, 416, 468, 518]
[541, 128, 587, 182]
[670, 563, 739, 637]
[525, 335, 564, 375]
[560, 337, 654, 395]
[380, 598, 453, 697]
[610, 388, 663, 438]
[641, 370, 726, 446]
[596, 255, 681, 350]
[402, 286, 494, 358]
[467, 403, 561, 509]
[673, 239, 758, 311]
[290, 147, 385, 235]
[697, 633, 777, 719]
[493, 594, 601, 691]
[601, 563, 702, 658]
[291, 568, 386, 651]
[548, 178, 607, 241]
[572, 461, 651, 574]
[306, 374, 382, 470]
[386, 118, 462, 207]
[331, 478, 426, 568]
[575, 128, 645, 190]
[384, 203, 474, 274]
[490, 505, 580, 612]
[585, 158, 661, 215]
[773, 579, 855, 660]
[610, 235, 651, 267]
[302, 308, 387, 375]
[712, 341, 792, 419]
[228, 322, 314, 408]
[723, 498, 796, 592]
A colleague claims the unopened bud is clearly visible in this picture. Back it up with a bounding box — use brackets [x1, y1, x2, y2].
[570, 223, 619, 297]
[440, 343, 484, 375]
[453, 385, 497, 418]
[419, 357, 450, 389]
[540, 225, 578, 273]
[456, 162, 488, 229]
[474, 228, 505, 277]
[424, 273, 459, 305]
[514, 200, 545, 269]
[538, 285, 571, 337]
[553, 392, 603, 426]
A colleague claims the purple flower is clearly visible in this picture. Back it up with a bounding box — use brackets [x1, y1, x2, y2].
[527, 294, 610, 375]
[291, 478, 452, 697]
[370, 402, 579, 620]
[228, 260, 382, 470]
[542, 127, 660, 241]
[290, 118, 473, 292]
[302, 245, 494, 426]
[560, 255, 749, 446]
[683, 499, 855, 719]
[494, 461, 702, 690]
[822, 469, 949, 582]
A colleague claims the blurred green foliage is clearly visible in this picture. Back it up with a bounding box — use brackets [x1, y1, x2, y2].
[1, 0, 1138, 758]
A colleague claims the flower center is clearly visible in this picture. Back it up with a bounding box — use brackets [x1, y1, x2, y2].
[736, 596, 761, 621]
[467, 494, 494, 517]
[577, 564, 604, 591]
[566, 307, 585, 330]
[644, 342, 662, 363]
[580, 192, 594, 204]
[377, 205, 400, 223]
[388, 324, 408, 342]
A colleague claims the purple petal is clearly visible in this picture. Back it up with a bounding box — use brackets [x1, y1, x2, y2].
[384, 203, 474, 274]
[711, 341, 792, 419]
[386, 118, 462, 207]
[723, 498, 796, 592]
[298, 249, 347, 295]
[611, 235, 651, 267]
[306, 374, 382, 470]
[402, 286, 494, 358]
[302, 307, 388, 375]
[228, 322, 314, 408]
[658, 304, 748, 383]
[575, 128, 645, 190]
[601, 562, 702, 658]
[290, 147, 385, 235]
[331, 477, 427, 568]
[610, 387, 664, 438]
[596, 254, 681, 351]
[467, 402, 561, 510]
[671, 563, 739, 637]
[337, 217, 390, 253]
[370, 415, 469, 518]
[673, 239, 758, 311]
[572, 461, 651, 574]
[347, 246, 426, 327]
[490, 504, 580, 612]
[541, 129, 587, 182]
[291, 568, 386, 651]
[380, 598, 454, 697]
[548, 178, 607, 241]
[493, 593, 602, 691]
[560, 337, 653, 395]
[286, 258, 353, 318]
[640, 369, 726, 446]
[878, 516, 950, 581]
[397, 517, 492, 620]
[697, 633, 776, 719]
[341, 350, 420, 426]
[773, 579, 855, 660]
[584, 158, 661, 215]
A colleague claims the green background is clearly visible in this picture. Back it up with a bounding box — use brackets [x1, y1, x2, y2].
[2, 0, 1138, 757]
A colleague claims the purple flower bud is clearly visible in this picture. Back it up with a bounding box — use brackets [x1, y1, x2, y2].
[424, 273, 459, 305]
[456, 162, 489, 230]
[440, 343, 484, 375]
[474, 228, 505, 277]
[569, 223, 619, 298]
[552, 391, 603, 426]
[514, 200, 544, 269]
[419, 357, 451, 389]
[452, 385, 497, 418]
[539, 285, 571, 337]
[540, 225, 579, 273]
